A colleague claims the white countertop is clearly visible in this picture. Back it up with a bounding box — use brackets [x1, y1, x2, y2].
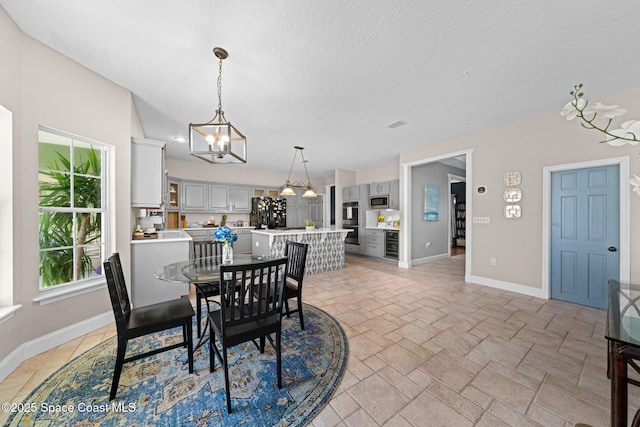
[366, 226, 400, 231]
[252, 227, 349, 235]
[182, 226, 255, 231]
[131, 230, 192, 244]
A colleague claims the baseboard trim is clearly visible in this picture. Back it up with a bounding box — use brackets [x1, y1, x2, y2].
[411, 253, 449, 266]
[0, 311, 112, 382]
[468, 275, 545, 299]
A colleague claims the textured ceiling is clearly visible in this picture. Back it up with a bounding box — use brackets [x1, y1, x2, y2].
[2, 0, 639, 178]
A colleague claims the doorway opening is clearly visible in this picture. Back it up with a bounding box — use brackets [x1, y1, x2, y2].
[449, 175, 466, 257]
[400, 149, 473, 282]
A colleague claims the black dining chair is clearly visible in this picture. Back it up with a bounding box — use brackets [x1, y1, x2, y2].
[191, 240, 225, 338]
[207, 256, 288, 413]
[283, 241, 309, 330]
[103, 253, 194, 400]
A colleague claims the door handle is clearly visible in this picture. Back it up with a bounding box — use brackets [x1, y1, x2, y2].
[608, 246, 618, 252]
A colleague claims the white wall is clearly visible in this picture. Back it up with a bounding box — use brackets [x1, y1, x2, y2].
[0, 7, 135, 363]
[356, 160, 399, 184]
[167, 158, 328, 190]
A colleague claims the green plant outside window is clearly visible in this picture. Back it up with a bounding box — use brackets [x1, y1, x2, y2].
[38, 129, 106, 288]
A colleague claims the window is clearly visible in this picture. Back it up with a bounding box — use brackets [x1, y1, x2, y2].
[38, 128, 108, 289]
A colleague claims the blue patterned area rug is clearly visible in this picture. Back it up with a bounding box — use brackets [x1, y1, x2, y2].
[7, 304, 348, 427]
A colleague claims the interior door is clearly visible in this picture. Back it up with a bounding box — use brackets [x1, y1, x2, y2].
[551, 165, 620, 309]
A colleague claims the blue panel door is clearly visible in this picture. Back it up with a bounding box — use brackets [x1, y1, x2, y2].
[551, 165, 619, 309]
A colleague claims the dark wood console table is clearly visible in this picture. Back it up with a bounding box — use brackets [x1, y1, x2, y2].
[606, 280, 640, 427]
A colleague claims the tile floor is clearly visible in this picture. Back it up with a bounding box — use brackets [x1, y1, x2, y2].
[0, 254, 637, 426]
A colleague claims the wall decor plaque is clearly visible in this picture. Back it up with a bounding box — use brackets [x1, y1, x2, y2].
[504, 171, 522, 186]
[503, 187, 522, 203]
[504, 204, 522, 218]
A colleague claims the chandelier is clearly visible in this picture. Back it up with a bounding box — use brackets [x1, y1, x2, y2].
[189, 47, 246, 164]
[280, 146, 317, 198]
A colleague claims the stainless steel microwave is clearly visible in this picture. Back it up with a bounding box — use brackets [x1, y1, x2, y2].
[370, 196, 389, 209]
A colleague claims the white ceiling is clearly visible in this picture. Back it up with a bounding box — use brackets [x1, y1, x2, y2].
[2, 1, 639, 178]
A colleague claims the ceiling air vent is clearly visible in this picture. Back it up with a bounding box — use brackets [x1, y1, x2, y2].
[386, 120, 407, 129]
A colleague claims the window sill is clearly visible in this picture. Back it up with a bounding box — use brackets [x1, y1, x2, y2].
[0, 305, 22, 325]
[33, 278, 106, 305]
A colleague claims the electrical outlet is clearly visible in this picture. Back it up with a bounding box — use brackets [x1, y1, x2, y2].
[490, 258, 496, 266]
[426, 241, 431, 248]
[255, 242, 259, 247]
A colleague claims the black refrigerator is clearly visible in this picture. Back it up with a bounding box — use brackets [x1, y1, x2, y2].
[250, 197, 287, 229]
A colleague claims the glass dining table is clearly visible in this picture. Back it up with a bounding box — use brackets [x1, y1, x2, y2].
[606, 279, 640, 427]
[155, 254, 281, 285]
[155, 254, 285, 350]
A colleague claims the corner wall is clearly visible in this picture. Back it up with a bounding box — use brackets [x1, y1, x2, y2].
[0, 7, 134, 364]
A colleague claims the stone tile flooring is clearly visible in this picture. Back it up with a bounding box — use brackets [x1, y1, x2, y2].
[1, 254, 637, 426]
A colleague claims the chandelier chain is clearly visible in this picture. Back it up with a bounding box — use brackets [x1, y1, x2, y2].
[217, 56, 223, 112]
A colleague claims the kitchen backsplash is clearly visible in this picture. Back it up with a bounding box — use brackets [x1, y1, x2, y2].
[365, 209, 400, 228]
[182, 212, 250, 228]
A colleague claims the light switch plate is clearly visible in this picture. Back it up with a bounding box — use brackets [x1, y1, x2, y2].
[473, 217, 490, 224]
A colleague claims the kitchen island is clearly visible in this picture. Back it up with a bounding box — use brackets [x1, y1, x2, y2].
[252, 228, 349, 274]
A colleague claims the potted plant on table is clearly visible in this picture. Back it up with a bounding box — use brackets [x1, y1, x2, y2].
[305, 219, 315, 231]
[214, 225, 237, 263]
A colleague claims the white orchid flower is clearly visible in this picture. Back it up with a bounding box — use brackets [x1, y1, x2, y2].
[630, 175, 640, 196]
[560, 99, 586, 120]
[606, 120, 640, 146]
[583, 102, 627, 119]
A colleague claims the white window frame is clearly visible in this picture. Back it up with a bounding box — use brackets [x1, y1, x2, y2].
[34, 127, 111, 304]
[0, 105, 20, 323]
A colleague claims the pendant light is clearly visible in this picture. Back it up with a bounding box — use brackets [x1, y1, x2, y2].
[280, 146, 317, 198]
[189, 47, 246, 164]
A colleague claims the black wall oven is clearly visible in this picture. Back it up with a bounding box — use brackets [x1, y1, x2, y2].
[342, 201, 359, 244]
[344, 225, 359, 245]
[342, 201, 359, 226]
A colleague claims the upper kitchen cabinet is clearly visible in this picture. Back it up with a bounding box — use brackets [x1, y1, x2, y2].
[252, 187, 280, 198]
[369, 181, 390, 196]
[182, 181, 208, 211]
[131, 138, 165, 208]
[389, 179, 400, 210]
[230, 186, 251, 212]
[167, 177, 181, 211]
[208, 184, 230, 211]
[342, 185, 360, 202]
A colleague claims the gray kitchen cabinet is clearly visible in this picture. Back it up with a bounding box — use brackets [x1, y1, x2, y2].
[283, 193, 300, 207]
[208, 184, 230, 211]
[369, 181, 390, 196]
[230, 186, 251, 212]
[342, 185, 360, 202]
[131, 138, 165, 208]
[167, 177, 181, 211]
[365, 229, 383, 258]
[182, 181, 207, 211]
[389, 179, 400, 210]
[307, 194, 324, 227]
[253, 187, 280, 198]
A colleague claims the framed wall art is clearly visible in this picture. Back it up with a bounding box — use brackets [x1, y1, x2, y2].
[424, 185, 439, 221]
